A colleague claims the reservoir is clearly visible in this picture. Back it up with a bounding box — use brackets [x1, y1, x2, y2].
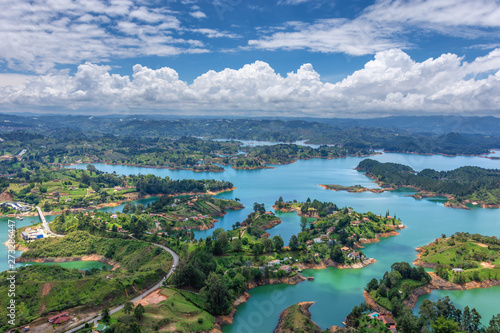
[2, 151, 499, 331]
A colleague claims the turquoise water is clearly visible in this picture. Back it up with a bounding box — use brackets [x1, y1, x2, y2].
[414, 288, 500, 325]
[18, 260, 112, 270]
[2, 152, 499, 330]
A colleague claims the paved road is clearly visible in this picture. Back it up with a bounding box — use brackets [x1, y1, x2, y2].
[64, 243, 179, 333]
[36, 206, 64, 237]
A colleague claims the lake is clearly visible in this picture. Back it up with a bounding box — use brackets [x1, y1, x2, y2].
[2, 151, 499, 331]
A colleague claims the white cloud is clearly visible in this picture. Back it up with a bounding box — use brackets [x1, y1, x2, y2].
[250, 0, 500, 55]
[1, 49, 500, 116]
[191, 28, 241, 39]
[189, 11, 207, 19]
[277, 0, 312, 5]
[0, 74, 38, 87]
[0, 0, 208, 73]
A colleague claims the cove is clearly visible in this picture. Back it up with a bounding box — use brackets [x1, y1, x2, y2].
[2, 151, 499, 331]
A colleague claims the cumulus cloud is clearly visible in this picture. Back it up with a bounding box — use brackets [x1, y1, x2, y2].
[250, 0, 500, 55]
[1, 49, 500, 116]
[189, 11, 207, 19]
[0, 0, 209, 73]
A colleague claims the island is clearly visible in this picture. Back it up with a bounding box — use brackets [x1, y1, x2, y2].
[273, 302, 324, 333]
[321, 159, 500, 209]
[344, 260, 500, 333]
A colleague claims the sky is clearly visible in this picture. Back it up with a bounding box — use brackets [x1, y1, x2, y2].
[0, 0, 500, 118]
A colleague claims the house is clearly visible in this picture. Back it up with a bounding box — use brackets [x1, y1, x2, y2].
[264, 211, 274, 215]
[347, 251, 361, 260]
[48, 312, 70, 324]
[21, 228, 44, 241]
[22, 327, 30, 332]
[341, 246, 350, 252]
[362, 217, 370, 222]
[111, 214, 118, 219]
[313, 238, 322, 243]
[380, 315, 396, 329]
[452, 268, 465, 273]
[351, 220, 361, 226]
[268, 259, 281, 266]
[280, 265, 292, 274]
[320, 234, 328, 240]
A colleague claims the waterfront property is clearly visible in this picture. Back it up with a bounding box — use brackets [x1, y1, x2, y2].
[21, 227, 45, 241]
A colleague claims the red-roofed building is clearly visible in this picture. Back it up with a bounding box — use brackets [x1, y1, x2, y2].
[48, 312, 69, 324]
[380, 315, 396, 328]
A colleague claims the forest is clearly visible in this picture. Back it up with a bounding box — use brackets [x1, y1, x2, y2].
[357, 159, 500, 205]
[347, 260, 500, 333]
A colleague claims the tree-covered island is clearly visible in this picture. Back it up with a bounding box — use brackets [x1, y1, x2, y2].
[321, 159, 500, 209]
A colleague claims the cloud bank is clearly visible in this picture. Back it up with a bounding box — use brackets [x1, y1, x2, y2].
[1, 49, 500, 117]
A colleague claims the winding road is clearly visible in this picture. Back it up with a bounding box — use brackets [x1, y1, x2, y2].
[64, 242, 179, 333]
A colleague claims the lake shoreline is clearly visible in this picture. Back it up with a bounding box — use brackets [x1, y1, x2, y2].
[403, 272, 500, 309]
[0, 187, 238, 218]
[214, 274, 308, 332]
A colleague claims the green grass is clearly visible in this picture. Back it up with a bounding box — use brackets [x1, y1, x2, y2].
[112, 288, 214, 332]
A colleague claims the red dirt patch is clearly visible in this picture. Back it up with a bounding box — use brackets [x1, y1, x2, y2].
[134, 288, 167, 307]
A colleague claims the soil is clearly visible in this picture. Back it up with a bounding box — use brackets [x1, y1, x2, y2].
[134, 288, 167, 307]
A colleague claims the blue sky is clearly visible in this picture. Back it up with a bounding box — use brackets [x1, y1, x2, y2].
[0, 0, 500, 117]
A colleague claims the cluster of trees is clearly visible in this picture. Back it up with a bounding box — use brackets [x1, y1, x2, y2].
[131, 174, 233, 196]
[358, 159, 500, 204]
[348, 261, 500, 333]
[365, 262, 431, 304]
[347, 296, 500, 333]
[170, 246, 261, 316]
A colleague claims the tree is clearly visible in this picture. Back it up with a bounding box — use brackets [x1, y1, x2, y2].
[365, 278, 379, 292]
[289, 235, 299, 251]
[252, 241, 264, 256]
[124, 301, 134, 315]
[300, 217, 307, 231]
[231, 238, 242, 252]
[488, 314, 500, 333]
[330, 245, 345, 264]
[101, 307, 110, 324]
[262, 238, 273, 253]
[470, 308, 482, 332]
[273, 235, 284, 252]
[378, 283, 387, 297]
[202, 272, 232, 315]
[134, 304, 145, 321]
[431, 316, 460, 333]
